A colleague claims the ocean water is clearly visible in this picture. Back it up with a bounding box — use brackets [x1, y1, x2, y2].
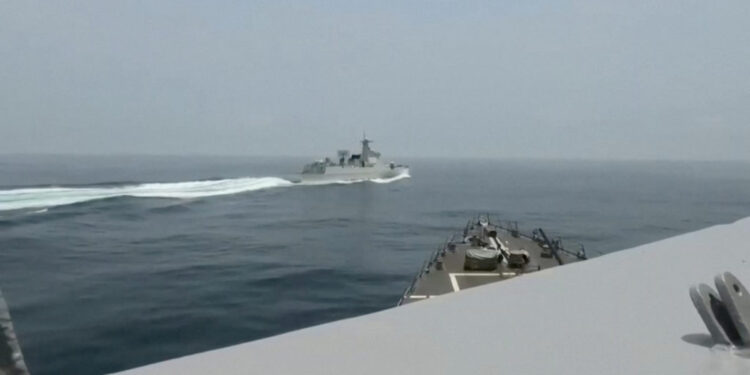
[1, 155, 750, 374]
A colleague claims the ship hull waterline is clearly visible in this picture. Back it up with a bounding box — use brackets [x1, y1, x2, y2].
[301, 166, 409, 182]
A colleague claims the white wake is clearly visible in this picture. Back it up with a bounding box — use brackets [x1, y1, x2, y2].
[0, 172, 410, 212]
[370, 171, 411, 184]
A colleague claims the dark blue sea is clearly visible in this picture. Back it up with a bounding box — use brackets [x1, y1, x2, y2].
[1, 155, 750, 374]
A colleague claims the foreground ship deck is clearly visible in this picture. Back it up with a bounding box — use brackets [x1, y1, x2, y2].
[114, 217, 750, 374]
[399, 216, 586, 304]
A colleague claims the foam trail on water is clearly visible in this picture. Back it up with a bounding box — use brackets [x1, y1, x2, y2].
[0, 171, 410, 212]
[0, 177, 293, 212]
[370, 171, 411, 184]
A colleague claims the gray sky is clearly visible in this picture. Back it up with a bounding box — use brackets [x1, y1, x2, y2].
[1, 1, 749, 159]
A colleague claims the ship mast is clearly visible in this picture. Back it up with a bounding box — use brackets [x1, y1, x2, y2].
[361, 135, 370, 162]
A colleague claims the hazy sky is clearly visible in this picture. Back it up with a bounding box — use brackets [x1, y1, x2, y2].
[1, 1, 749, 159]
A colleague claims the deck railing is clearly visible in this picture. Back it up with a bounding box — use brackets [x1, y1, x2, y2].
[397, 234, 454, 306]
[486, 214, 588, 260]
[397, 215, 591, 305]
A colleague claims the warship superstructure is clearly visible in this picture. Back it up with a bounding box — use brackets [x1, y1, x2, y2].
[301, 137, 408, 181]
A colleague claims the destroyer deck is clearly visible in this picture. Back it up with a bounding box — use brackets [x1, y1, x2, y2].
[113, 218, 750, 375]
[399, 217, 586, 305]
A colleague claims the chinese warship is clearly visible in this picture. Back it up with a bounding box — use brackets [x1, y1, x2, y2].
[301, 137, 408, 181]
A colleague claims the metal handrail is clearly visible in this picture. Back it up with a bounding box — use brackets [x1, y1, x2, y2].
[397, 234, 456, 306]
[398, 216, 593, 305]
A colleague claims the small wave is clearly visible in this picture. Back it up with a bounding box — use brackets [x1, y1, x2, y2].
[370, 171, 411, 184]
[0, 171, 410, 211]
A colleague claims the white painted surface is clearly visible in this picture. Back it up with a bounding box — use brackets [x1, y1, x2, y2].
[114, 217, 750, 375]
[449, 273, 460, 292]
[449, 272, 506, 292]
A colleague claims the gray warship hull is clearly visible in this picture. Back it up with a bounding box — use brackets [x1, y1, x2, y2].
[301, 165, 409, 182]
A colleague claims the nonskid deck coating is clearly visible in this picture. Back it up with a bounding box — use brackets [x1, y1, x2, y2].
[400, 222, 584, 304]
